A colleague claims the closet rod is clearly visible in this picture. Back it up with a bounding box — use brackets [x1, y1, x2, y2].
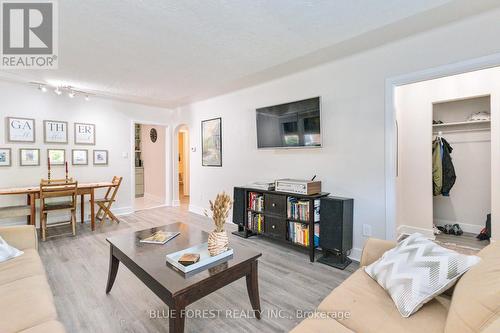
[432, 128, 490, 134]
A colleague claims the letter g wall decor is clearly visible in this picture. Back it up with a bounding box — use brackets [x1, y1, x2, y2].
[7, 117, 35, 142]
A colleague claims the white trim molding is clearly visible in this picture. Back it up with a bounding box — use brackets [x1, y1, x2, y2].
[397, 225, 435, 240]
[385, 52, 500, 242]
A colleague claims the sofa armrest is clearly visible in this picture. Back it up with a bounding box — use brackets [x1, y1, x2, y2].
[360, 238, 396, 267]
[0, 225, 38, 251]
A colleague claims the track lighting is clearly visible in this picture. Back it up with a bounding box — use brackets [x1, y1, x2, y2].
[54, 87, 62, 95]
[85, 95, 90, 101]
[38, 84, 47, 92]
[68, 90, 75, 98]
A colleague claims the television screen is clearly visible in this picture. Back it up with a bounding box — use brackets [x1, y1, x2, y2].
[256, 97, 321, 148]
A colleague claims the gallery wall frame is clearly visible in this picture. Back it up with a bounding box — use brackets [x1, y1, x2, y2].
[201, 117, 222, 167]
[47, 149, 66, 165]
[6, 117, 36, 143]
[44, 120, 68, 144]
[74, 123, 96, 145]
[0, 148, 12, 167]
[93, 150, 108, 165]
[72, 149, 88, 165]
[19, 148, 40, 166]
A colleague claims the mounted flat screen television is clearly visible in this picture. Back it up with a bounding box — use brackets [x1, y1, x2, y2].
[256, 97, 321, 148]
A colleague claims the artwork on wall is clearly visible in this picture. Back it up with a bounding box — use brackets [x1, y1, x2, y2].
[20, 148, 40, 166]
[44, 120, 68, 143]
[7, 117, 35, 142]
[93, 150, 108, 165]
[48, 149, 66, 165]
[74, 123, 96, 145]
[72, 149, 88, 165]
[0, 148, 12, 167]
[201, 117, 222, 167]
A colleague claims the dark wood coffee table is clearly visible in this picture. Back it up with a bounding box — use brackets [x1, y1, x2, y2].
[105, 222, 262, 333]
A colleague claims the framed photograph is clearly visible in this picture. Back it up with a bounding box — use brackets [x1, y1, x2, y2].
[48, 149, 66, 165]
[201, 117, 222, 167]
[6, 117, 35, 142]
[19, 148, 40, 166]
[44, 120, 68, 143]
[0, 148, 12, 167]
[74, 123, 95, 145]
[72, 149, 88, 165]
[93, 150, 108, 165]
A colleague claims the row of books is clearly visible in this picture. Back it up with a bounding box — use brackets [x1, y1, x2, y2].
[287, 198, 320, 222]
[247, 211, 264, 233]
[248, 192, 264, 212]
[288, 222, 320, 247]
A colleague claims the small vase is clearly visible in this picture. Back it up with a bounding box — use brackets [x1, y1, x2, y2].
[207, 231, 228, 256]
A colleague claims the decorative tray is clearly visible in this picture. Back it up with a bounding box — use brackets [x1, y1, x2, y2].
[165, 242, 233, 274]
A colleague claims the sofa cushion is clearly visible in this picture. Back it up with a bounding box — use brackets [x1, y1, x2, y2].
[0, 249, 45, 285]
[18, 320, 66, 333]
[318, 269, 450, 333]
[445, 241, 500, 333]
[0, 275, 58, 333]
[365, 233, 480, 317]
[289, 317, 354, 333]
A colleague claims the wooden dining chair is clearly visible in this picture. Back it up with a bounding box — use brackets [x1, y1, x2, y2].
[95, 176, 123, 225]
[40, 178, 78, 241]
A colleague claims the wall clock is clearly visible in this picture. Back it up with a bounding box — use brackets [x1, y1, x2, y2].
[150, 128, 158, 143]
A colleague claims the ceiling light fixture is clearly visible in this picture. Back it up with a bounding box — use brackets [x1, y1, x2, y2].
[54, 87, 62, 95]
[38, 84, 47, 92]
[85, 95, 90, 101]
[68, 90, 75, 98]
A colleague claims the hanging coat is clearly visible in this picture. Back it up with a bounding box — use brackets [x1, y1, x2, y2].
[432, 139, 443, 196]
[441, 138, 456, 196]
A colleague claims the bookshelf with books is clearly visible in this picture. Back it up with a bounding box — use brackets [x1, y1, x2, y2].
[232, 186, 329, 262]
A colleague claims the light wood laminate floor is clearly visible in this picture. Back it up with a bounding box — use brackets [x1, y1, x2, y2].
[39, 206, 357, 333]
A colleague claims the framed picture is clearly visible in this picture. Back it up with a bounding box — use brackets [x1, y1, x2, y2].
[201, 117, 222, 167]
[93, 150, 108, 165]
[48, 149, 66, 165]
[20, 148, 40, 166]
[72, 149, 88, 165]
[74, 123, 95, 145]
[6, 117, 35, 142]
[0, 148, 12, 167]
[44, 120, 68, 143]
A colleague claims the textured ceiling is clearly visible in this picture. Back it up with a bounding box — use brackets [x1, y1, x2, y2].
[1, 0, 498, 108]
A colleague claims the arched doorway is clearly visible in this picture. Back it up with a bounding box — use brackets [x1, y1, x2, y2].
[174, 124, 190, 210]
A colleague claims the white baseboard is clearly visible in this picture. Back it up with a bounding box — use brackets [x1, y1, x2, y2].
[171, 200, 180, 207]
[348, 247, 362, 262]
[434, 218, 482, 234]
[397, 225, 435, 240]
[188, 204, 205, 216]
[144, 193, 165, 205]
[113, 206, 134, 216]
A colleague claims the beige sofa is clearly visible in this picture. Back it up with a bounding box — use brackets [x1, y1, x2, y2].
[291, 238, 499, 333]
[0, 225, 66, 333]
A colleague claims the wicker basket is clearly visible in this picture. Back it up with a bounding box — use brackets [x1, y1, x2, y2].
[207, 231, 229, 256]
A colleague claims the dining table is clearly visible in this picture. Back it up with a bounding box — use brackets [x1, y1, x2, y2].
[0, 182, 116, 231]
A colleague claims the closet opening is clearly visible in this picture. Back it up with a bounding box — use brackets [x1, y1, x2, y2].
[432, 96, 491, 247]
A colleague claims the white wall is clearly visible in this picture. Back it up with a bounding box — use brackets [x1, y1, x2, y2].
[171, 7, 500, 258]
[396, 68, 500, 240]
[0, 81, 173, 225]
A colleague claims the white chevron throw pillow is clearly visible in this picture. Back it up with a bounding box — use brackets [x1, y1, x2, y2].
[365, 233, 480, 317]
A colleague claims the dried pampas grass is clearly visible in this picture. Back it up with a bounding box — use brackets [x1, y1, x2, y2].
[205, 192, 233, 232]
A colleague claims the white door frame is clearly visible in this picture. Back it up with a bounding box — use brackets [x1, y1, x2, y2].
[130, 120, 171, 210]
[172, 124, 190, 207]
[385, 52, 500, 240]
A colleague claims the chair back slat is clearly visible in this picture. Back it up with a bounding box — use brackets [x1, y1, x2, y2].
[40, 179, 78, 206]
[106, 176, 123, 201]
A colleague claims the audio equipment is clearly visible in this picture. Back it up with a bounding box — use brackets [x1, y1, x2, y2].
[317, 196, 354, 270]
[232, 187, 247, 237]
[275, 179, 321, 195]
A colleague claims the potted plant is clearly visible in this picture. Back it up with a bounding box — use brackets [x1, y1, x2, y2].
[205, 192, 232, 256]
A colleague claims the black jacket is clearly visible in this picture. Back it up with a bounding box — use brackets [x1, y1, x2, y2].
[441, 138, 456, 196]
